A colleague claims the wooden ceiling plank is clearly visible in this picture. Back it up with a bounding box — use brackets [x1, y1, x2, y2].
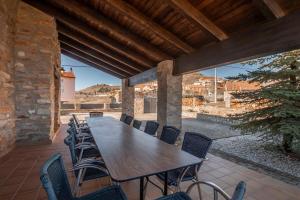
[59, 34, 138, 75]
[47, 0, 172, 61]
[104, 0, 194, 53]
[61, 50, 125, 79]
[57, 22, 147, 72]
[166, 0, 228, 41]
[61, 43, 132, 77]
[261, 0, 286, 18]
[174, 11, 300, 75]
[23, 0, 155, 68]
[252, 0, 277, 20]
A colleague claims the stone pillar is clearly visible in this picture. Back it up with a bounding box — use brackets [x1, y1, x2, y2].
[0, 0, 20, 157]
[14, 2, 61, 144]
[134, 97, 144, 115]
[121, 79, 134, 116]
[157, 60, 182, 136]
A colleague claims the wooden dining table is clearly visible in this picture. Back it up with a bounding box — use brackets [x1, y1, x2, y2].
[87, 116, 202, 200]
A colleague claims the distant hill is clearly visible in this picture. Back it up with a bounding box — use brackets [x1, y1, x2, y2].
[77, 84, 120, 94]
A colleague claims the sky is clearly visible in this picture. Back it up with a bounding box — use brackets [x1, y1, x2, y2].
[61, 55, 121, 91]
[61, 54, 257, 91]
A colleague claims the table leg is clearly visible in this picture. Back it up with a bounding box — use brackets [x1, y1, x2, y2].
[164, 172, 168, 195]
[140, 177, 144, 200]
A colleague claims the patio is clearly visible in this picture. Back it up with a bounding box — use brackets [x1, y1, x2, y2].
[0, 122, 299, 200]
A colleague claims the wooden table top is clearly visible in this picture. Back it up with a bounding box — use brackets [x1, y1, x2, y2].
[87, 117, 202, 182]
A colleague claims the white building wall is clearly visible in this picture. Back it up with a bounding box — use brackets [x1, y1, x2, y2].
[61, 77, 75, 101]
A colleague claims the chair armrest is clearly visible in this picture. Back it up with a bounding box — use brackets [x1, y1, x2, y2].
[76, 158, 104, 165]
[186, 181, 231, 200]
[72, 163, 108, 175]
[75, 142, 97, 149]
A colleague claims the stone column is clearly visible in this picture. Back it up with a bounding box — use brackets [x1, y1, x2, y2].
[157, 60, 182, 136]
[121, 79, 134, 117]
[0, 0, 20, 157]
[14, 2, 61, 144]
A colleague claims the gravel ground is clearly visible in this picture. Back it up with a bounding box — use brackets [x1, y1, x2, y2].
[211, 135, 300, 179]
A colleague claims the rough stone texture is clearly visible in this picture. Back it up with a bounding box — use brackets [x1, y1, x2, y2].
[14, 2, 61, 144]
[0, 0, 20, 157]
[157, 60, 182, 136]
[121, 79, 135, 117]
[134, 98, 144, 114]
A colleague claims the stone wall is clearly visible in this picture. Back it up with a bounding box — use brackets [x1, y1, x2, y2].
[0, 0, 20, 157]
[14, 2, 60, 144]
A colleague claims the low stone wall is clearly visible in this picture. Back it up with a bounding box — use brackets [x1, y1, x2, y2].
[80, 104, 104, 109]
[196, 113, 239, 125]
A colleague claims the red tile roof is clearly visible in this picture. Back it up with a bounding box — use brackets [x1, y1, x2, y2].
[61, 71, 75, 78]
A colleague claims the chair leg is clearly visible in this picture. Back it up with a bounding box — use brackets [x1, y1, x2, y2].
[74, 169, 83, 197]
[143, 177, 149, 199]
[146, 177, 164, 194]
[79, 168, 87, 186]
[194, 174, 202, 200]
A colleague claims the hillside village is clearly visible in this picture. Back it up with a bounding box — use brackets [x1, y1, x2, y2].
[62, 72, 260, 116]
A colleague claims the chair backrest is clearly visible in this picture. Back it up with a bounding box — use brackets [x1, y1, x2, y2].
[182, 132, 212, 175]
[124, 115, 133, 125]
[64, 135, 78, 165]
[72, 114, 80, 128]
[40, 153, 74, 200]
[231, 181, 246, 200]
[160, 126, 180, 144]
[89, 111, 103, 118]
[144, 121, 159, 136]
[133, 120, 142, 130]
[182, 132, 212, 160]
[120, 113, 127, 122]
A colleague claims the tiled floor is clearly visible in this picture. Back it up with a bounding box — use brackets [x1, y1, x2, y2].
[0, 124, 299, 200]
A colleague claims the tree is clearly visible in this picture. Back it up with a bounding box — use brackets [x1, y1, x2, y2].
[228, 50, 300, 153]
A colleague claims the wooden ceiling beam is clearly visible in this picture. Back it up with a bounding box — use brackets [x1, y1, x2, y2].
[61, 50, 125, 79]
[60, 43, 132, 77]
[59, 34, 138, 75]
[174, 11, 300, 75]
[23, 0, 155, 69]
[57, 22, 147, 72]
[261, 0, 286, 18]
[104, 0, 194, 53]
[46, 0, 172, 61]
[166, 0, 228, 41]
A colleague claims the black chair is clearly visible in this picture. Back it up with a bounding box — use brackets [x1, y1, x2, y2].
[148, 132, 212, 195]
[89, 111, 103, 117]
[133, 119, 142, 130]
[124, 115, 133, 125]
[120, 113, 127, 122]
[64, 135, 109, 195]
[40, 153, 128, 200]
[159, 126, 180, 145]
[156, 181, 246, 200]
[144, 121, 159, 136]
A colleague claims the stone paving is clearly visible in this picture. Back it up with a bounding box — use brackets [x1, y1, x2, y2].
[0, 121, 299, 200]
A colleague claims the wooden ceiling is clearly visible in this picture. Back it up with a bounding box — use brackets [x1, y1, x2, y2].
[23, 0, 300, 78]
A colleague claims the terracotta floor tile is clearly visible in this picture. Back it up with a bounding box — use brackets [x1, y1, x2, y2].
[0, 124, 299, 200]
